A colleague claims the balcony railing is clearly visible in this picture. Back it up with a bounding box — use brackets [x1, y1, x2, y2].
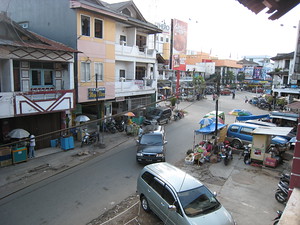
[115, 44, 156, 59]
[115, 79, 157, 97]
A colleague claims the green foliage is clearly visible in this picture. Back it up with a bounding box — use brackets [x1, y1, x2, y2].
[237, 72, 245, 82]
[170, 97, 177, 106]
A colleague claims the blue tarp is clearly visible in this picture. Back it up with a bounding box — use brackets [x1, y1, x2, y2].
[236, 114, 270, 121]
[195, 123, 227, 134]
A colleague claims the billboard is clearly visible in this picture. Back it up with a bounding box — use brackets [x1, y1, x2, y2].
[172, 19, 188, 71]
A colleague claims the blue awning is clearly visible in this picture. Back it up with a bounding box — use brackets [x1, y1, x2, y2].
[195, 123, 227, 134]
[236, 114, 270, 121]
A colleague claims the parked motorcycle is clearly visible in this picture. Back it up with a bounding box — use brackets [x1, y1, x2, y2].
[275, 180, 289, 204]
[221, 142, 233, 166]
[173, 110, 184, 121]
[105, 119, 117, 133]
[115, 120, 125, 132]
[81, 130, 98, 147]
[280, 173, 290, 185]
[243, 144, 251, 165]
[273, 210, 283, 225]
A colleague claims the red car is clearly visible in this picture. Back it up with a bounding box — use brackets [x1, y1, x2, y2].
[220, 89, 231, 95]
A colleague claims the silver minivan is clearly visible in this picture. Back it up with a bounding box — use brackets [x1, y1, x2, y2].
[137, 162, 236, 225]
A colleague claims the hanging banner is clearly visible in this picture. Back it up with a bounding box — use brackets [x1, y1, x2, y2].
[172, 19, 188, 71]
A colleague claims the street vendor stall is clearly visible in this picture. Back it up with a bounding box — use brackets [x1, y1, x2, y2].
[251, 126, 293, 167]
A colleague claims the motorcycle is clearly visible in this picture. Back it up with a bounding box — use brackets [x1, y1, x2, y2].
[173, 110, 184, 121]
[243, 144, 251, 165]
[81, 130, 98, 147]
[273, 210, 283, 225]
[221, 142, 233, 166]
[105, 119, 117, 134]
[115, 120, 125, 132]
[275, 180, 289, 204]
[280, 173, 290, 185]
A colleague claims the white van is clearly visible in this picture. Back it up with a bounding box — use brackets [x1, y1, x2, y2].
[137, 162, 236, 225]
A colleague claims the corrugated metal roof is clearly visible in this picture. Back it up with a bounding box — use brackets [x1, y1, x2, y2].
[237, 0, 300, 20]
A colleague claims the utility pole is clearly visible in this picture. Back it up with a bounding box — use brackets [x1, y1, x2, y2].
[95, 73, 105, 148]
[214, 74, 220, 145]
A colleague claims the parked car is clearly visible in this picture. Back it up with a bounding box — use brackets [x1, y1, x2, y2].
[144, 107, 172, 125]
[220, 89, 231, 95]
[136, 125, 167, 163]
[137, 162, 236, 225]
[226, 122, 289, 149]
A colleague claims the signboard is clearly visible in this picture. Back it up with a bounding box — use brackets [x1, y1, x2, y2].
[172, 19, 188, 71]
[88, 87, 105, 100]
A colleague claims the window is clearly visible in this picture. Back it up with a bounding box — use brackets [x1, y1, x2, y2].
[160, 36, 163, 42]
[119, 69, 125, 79]
[81, 62, 91, 82]
[229, 125, 239, 133]
[95, 19, 103, 38]
[121, 8, 131, 16]
[141, 172, 154, 185]
[166, 37, 169, 43]
[163, 186, 175, 205]
[136, 35, 147, 51]
[284, 60, 290, 70]
[120, 35, 126, 45]
[94, 62, 103, 81]
[240, 127, 254, 135]
[31, 70, 54, 86]
[81, 15, 90, 36]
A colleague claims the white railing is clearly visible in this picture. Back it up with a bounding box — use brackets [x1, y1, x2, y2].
[115, 79, 157, 97]
[115, 44, 156, 58]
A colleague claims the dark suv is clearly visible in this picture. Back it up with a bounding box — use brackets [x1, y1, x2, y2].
[143, 107, 172, 125]
[136, 126, 167, 163]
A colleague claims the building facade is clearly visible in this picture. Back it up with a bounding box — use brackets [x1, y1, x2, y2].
[0, 12, 77, 148]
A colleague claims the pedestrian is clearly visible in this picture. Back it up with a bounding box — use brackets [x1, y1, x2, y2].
[245, 96, 248, 103]
[232, 90, 235, 99]
[29, 134, 36, 158]
[138, 125, 143, 137]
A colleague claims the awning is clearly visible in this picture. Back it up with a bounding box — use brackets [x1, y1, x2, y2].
[195, 123, 227, 135]
[236, 114, 270, 121]
[252, 127, 293, 136]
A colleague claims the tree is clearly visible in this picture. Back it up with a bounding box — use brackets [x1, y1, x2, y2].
[237, 72, 245, 82]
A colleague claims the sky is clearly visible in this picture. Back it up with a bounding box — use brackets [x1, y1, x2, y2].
[106, 0, 300, 60]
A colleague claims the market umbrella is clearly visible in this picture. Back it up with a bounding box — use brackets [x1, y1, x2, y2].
[124, 112, 135, 117]
[238, 110, 252, 116]
[8, 128, 30, 139]
[75, 115, 90, 122]
[211, 117, 224, 124]
[199, 118, 213, 127]
[229, 109, 242, 116]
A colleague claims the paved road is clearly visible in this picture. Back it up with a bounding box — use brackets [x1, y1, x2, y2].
[0, 91, 286, 225]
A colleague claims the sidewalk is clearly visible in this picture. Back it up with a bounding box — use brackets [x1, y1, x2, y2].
[0, 131, 133, 199]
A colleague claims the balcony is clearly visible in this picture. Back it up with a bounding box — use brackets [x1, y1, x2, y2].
[0, 89, 75, 118]
[115, 44, 156, 62]
[115, 79, 157, 97]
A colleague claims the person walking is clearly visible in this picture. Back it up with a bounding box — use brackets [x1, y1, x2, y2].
[28, 134, 36, 158]
[245, 96, 248, 103]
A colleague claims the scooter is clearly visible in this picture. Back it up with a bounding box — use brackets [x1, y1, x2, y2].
[273, 210, 283, 225]
[275, 180, 289, 204]
[81, 131, 98, 147]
